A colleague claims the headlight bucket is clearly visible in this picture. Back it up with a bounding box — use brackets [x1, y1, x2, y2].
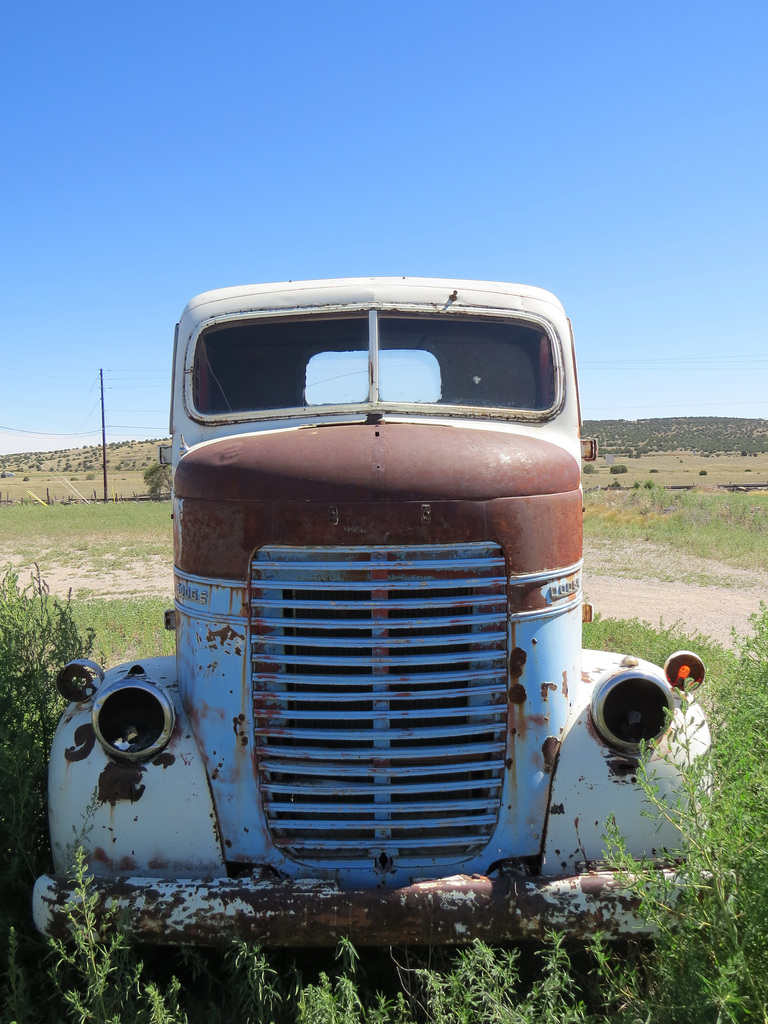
[590, 667, 676, 754]
[56, 659, 105, 702]
[92, 669, 175, 762]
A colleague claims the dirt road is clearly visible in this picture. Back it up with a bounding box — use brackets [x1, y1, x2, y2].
[583, 538, 766, 647]
[583, 574, 764, 646]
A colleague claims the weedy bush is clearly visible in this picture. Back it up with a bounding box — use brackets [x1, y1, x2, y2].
[585, 488, 768, 571]
[0, 567, 94, 1021]
[602, 604, 768, 1024]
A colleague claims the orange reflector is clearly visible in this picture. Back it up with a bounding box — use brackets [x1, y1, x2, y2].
[664, 651, 705, 691]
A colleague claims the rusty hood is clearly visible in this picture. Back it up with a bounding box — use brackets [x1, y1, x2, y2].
[174, 422, 580, 503]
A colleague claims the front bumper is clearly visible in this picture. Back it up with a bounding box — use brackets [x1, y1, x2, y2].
[33, 869, 664, 946]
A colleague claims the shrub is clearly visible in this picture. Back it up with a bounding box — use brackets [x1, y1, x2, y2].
[143, 461, 172, 497]
[583, 464, 596, 474]
[699, 469, 707, 476]
[609, 464, 628, 475]
[603, 606, 768, 1023]
[0, 567, 95, 1012]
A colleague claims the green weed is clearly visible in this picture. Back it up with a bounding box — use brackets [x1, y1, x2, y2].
[0, 566, 95, 1022]
[584, 489, 768, 572]
[72, 598, 175, 664]
[601, 605, 768, 1023]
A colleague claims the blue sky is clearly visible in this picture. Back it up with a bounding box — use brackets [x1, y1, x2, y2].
[1, 0, 766, 454]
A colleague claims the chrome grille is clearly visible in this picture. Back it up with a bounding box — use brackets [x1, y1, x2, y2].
[250, 544, 508, 867]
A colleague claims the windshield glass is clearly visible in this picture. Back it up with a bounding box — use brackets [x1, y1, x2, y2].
[379, 315, 552, 410]
[192, 313, 554, 415]
[194, 316, 368, 413]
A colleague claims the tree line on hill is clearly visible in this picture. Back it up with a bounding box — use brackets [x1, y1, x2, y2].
[582, 417, 768, 457]
[0, 439, 166, 476]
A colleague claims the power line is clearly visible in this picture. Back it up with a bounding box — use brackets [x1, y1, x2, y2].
[0, 423, 102, 438]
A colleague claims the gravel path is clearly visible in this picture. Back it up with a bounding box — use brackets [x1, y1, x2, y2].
[583, 574, 764, 646]
[583, 538, 767, 647]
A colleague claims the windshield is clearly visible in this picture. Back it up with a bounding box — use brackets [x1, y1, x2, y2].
[192, 312, 555, 416]
[378, 315, 552, 409]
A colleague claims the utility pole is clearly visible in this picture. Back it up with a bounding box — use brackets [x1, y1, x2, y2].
[100, 369, 108, 503]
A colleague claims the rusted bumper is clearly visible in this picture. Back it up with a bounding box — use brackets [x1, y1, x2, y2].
[33, 870, 664, 946]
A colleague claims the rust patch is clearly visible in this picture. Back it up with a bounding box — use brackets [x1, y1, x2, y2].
[98, 762, 146, 805]
[509, 647, 527, 679]
[606, 756, 638, 780]
[206, 625, 245, 648]
[65, 722, 96, 762]
[233, 713, 249, 746]
[542, 736, 560, 774]
[508, 683, 527, 705]
[561, 670, 569, 700]
[540, 682, 557, 701]
[175, 492, 583, 580]
[151, 752, 175, 769]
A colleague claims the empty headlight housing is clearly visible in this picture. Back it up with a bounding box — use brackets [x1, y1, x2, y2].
[92, 666, 175, 762]
[590, 667, 676, 754]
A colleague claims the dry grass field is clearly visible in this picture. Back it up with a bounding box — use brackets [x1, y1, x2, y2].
[584, 450, 768, 489]
[0, 439, 168, 504]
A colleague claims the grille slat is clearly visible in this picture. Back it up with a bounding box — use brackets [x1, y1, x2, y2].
[257, 760, 505, 780]
[258, 683, 503, 704]
[255, 703, 504, 721]
[268, 815, 500, 832]
[256, 741, 507, 762]
[254, 576, 506, 591]
[262, 782, 503, 797]
[254, 613, 505, 630]
[254, 722, 505, 741]
[256, 595, 504, 611]
[251, 543, 508, 866]
[252, 631, 507, 649]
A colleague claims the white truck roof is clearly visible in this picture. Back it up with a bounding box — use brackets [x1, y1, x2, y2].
[178, 277, 566, 333]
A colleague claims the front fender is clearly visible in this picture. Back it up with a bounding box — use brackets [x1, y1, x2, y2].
[542, 649, 710, 876]
[48, 655, 224, 877]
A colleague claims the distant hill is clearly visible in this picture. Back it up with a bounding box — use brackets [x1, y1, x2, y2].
[582, 417, 768, 457]
[0, 439, 168, 476]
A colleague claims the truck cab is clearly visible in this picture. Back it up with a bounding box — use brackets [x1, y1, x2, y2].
[34, 278, 709, 945]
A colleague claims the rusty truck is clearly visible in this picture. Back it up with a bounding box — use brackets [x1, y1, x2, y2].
[34, 278, 709, 945]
